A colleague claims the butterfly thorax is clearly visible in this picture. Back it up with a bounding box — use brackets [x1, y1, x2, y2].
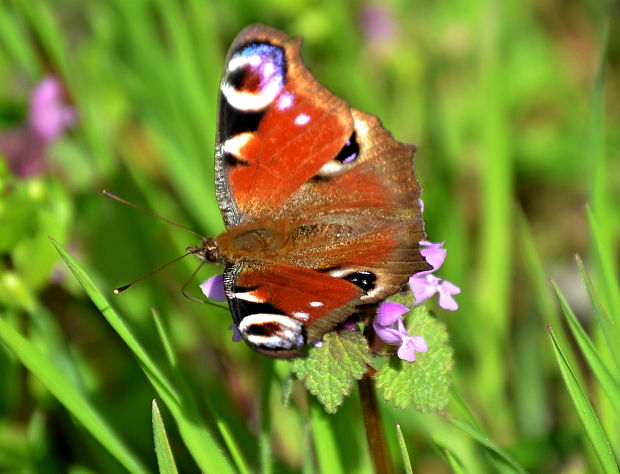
[188, 222, 287, 265]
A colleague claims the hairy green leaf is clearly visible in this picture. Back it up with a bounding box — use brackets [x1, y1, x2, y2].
[292, 330, 373, 413]
[376, 306, 453, 411]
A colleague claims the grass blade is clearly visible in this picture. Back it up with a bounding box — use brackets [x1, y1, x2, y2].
[49, 237, 179, 404]
[551, 280, 620, 418]
[576, 255, 620, 375]
[152, 400, 179, 474]
[310, 400, 345, 474]
[50, 238, 236, 474]
[396, 423, 413, 474]
[548, 326, 619, 473]
[0, 316, 147, 474]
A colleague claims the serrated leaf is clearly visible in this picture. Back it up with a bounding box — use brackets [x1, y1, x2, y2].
[376, 306, 453, 411]
[291, 330, 373, 413]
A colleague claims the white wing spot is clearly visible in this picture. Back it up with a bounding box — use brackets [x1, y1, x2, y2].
[234, 291, 264, 303]
[295, 113, 311, 126]
[223, 133, 253, 157]
[277, 92, 294, 110]
[292, 311, 310, 321]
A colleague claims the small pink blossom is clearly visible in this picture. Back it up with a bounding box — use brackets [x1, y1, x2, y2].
[411, 240, 461, 310]
[29, 77, 77, 143]
[1, 76, 76, 178]
[360, 4, 396, 44]
[373, 302, 428, 362]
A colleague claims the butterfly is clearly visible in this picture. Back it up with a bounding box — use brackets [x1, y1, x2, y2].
[189, 24, 430, 358]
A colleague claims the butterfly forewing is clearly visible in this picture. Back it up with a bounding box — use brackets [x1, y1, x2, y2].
[212, 24, 429, 357]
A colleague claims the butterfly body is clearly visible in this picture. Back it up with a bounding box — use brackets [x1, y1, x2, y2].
[193, 25, 429, 358]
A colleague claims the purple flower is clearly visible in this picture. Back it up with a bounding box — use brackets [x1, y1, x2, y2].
[200, 275, 242, 343]
[29, 77, 77, 143]
[410, 240, 461, 310]
[410, 273, 461, 311]
[199, 274, 226, 302]
[360, 4, 396, 44]
[229, 323, 242, 342]
[373, 302, 428, 362]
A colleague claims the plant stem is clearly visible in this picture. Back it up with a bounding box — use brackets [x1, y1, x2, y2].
[358, 374, 393, 474]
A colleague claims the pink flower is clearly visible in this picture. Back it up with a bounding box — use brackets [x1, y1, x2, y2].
[29, 77, 77, 143]
[410, 273, 461, 310]
[0, 76, 76, 178]
[360, 4, 396, 44]
[410, 240, 461, 310]
[373, 302, 428, 362]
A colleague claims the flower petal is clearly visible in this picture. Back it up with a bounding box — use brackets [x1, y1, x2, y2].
[441, 279, 461, 295]
[199, 274, 226, 302]
[410, 336, 428, 353]
[438, 279, 461, 310]
[397, 336, 428, 362]
[374, 325, 405, 345]
[409, 274, 440, 304]
[438, 291, 459, 310]
[228, 323, 243, 342]
[375, 301, 409, 326]
[420, 246, 446, 272]
[397, 338, 418, 362]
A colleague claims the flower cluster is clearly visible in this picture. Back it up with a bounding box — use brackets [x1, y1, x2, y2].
[372, 302, 428, 362]
[373, 239, 460, 362]
[0, 76, 76, 178]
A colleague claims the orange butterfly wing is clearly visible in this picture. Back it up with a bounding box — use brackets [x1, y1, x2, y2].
[212, 25, 429, 357]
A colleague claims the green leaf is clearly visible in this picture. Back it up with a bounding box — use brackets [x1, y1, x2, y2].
[152, 400, 179, 474]
[548, 326, 619, 474]
[376, 306, 453, 411]
[292, 330, 373, 414]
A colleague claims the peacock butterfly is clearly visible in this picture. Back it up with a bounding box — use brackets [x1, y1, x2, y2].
[188, 24, 430, 358]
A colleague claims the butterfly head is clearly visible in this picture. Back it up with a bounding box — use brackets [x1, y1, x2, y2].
[187, 238, 222, 264]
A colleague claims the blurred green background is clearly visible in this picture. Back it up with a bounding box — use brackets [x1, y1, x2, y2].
[0, 0, 618, 473]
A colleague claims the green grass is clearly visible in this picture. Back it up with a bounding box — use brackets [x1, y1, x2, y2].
[1, 0, 619, 472]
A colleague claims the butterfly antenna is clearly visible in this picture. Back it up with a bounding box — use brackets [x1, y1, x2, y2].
[114, 252, 193, 294]
[102, 189, 205, 240]
[181, 261, 228, 310]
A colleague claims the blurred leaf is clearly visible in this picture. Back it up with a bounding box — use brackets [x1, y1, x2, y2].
[548, 326, 619, 474]
[309, 400, 345, 474]
[448, 416, 527, 474]
[376, 306, 452, 411]
[292, 330, 372, 414]
[152, 400, 179, 474]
